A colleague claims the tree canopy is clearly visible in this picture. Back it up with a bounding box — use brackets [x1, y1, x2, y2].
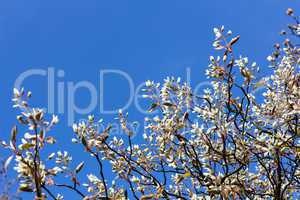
[2, 7, 300, 200]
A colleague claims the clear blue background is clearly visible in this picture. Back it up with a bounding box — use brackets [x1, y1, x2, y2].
[0, 0, 299, 199]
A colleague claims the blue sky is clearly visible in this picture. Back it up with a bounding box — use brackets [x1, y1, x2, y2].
[0, 0, 299, 199]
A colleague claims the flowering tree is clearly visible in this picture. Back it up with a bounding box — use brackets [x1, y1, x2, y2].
[2, 8, 300, 200]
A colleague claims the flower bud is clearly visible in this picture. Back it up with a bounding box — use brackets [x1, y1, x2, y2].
[286, 8, 293, 16]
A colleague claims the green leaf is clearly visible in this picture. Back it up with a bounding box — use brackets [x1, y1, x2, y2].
[19, 184, 33, 192]
[10, 126, 17, 143]
[163, 102, 174, 107]
[81, 137, 87, 146]
[75, 161, 84, 174]
[39, 129, 45, 140]
[19, 143, 35, 150]
[148, 102, 159, 113]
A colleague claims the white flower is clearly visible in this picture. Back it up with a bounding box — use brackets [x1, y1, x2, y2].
[71, 138, 78, 143]
[13, 88, 20, 97]
[267, 55, 274, 62]
[48, 153, 55, 160]
[51, 115, 59, 124]
[56, 194, 64, 200]
[87, 174, 100, 183]
[145, 80, 154, 87]
[72, 124, 78, 132]
[213, 27, 222, 39]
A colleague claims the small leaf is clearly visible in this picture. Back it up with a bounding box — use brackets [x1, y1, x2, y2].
[183, 112, 189, 121]
[48, 153, 55, 160]
[176, 175, 184, 184]
[163, 102, 174, 107]
[19, 143, 35, 150]
[75, 161, 84, 174]
[19, 184, 33, 192]
[81, 137, 87, 146]
[148, 102, 159, 113]
[0, 140, 8, 148]
[39, 129, 45, 140]
[45, 136, 56, 144]
[223, 51, 228, 62]
[35, 111, 43, 121]
[229, 35, 240, 46]
[183, 171, 191, 178]
[4, 155, 14, 172]
[141, 194, 155, 200]
[11, 126, 17, 144]
[215, 45, 224, 50]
